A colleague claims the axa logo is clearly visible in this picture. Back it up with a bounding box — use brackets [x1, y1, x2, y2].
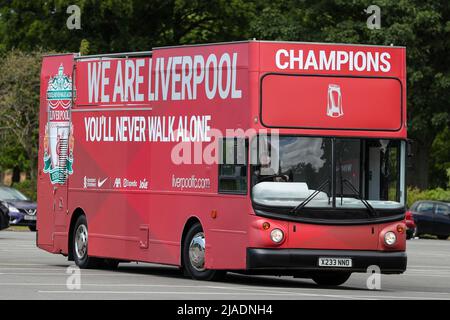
[327, 84, 344, 118]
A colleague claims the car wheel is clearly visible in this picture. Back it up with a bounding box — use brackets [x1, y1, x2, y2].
[28, 225, 36, 232]
[72, 215, 98, 269]
[437, 235, 449, 240]
[312, 272, 351, 286]
[407, 226, 417, 239]
[411, 226, 418, 238]
[183, 222, 225, 281]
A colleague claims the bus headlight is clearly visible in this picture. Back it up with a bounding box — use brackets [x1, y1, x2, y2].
[270, 228, 284, 244]
[384, 231, 397, 246]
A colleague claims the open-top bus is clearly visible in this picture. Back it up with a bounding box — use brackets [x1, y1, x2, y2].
[37, 40, 407, 286]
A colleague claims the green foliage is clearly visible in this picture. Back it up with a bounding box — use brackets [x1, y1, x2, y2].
[447, 168, 450, 187]
[430, 126, 450, 188]
[0, 0, 255, 53]
[0, 49, 44, 180]
[407, 187, 450, 208]
[11, 180, 37, 201]
[79, 38, 90, 55]
[0, 0, 448, 189]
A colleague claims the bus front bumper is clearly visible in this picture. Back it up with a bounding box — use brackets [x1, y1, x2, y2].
[247, 248, 407, 274]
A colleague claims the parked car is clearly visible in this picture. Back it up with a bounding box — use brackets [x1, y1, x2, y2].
[0, 185, 37, 231]
[0, 201, 9, 231]
[407, 200, 450, 240]
[405, 210, 417, 239]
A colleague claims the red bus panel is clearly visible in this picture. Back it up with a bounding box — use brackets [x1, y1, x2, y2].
[261, 74, 402, 130]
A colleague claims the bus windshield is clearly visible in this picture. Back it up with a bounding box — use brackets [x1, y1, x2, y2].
[251, 136, 405, 214]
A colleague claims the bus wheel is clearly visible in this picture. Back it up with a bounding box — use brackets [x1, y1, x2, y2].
[72, 215, 98, 269]
[312, 272, 351, 286]
[183, 222, 225, 281]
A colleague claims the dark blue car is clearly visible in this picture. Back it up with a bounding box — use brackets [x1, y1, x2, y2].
[409, 200, 450, 240]
[0, 186, 37, 231]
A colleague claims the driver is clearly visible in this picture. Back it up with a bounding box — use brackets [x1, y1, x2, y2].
[252, 146, 290, 185]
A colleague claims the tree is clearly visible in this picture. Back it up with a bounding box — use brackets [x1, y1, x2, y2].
[0, 0, 255, 53]
[0, 0, 448, 188]
[249, 0, 450, 188]
[430, 127, 450, 188]
[0, 49, 42, 180]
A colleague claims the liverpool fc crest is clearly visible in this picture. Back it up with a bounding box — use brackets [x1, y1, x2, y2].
[43, 64, 75, 184]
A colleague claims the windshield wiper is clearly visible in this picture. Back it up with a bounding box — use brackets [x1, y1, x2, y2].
[290, 179, 330, 214]
[341, 179, 378, 217]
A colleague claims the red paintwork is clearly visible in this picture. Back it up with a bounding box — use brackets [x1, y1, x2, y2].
[262, 75, 402, 130]
[405, 211, 416, 230]
[37, 41, 407, 270]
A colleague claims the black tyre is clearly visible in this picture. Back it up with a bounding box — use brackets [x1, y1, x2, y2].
[72, 215, 98, 269]
[99, 259, 120, 270]
[312, 272, 351, 286]
[183, 222, 225, 281]
[28, 225, 37, 232]
[437, 235, 449, 240]
[406, 226, 417, 240]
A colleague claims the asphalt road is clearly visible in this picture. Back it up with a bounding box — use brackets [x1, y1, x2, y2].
[0, 230, 449, 300]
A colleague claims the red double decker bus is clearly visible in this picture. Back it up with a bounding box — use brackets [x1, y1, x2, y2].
[37, 40, 407, 286]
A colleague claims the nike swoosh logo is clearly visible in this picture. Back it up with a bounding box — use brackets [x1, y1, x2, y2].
[97, 178, 108, 188]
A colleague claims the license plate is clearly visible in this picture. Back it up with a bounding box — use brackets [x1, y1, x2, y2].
[24, 215, 36, 221]
[318, 257, 352, 268]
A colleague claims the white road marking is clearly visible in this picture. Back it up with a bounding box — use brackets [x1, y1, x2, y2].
[1, 282, 447, 300]
[0, 268, 70, 271]
[36, 289, 450, 300]
[0, 263, 48, 266]
[0, 272, 170, 277]
[36, 290, 367, 300]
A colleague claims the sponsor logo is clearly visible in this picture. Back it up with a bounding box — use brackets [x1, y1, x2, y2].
[113, 178, 122, 188]
[111, 177, 148, 189]
[123, 179, 138, 188]
[139, 179, 149, 190]
[83, 176, 97, 189]
[43, 64, 76, 184]
[97, 177, 108, 188]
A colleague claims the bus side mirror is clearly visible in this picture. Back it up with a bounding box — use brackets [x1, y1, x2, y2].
[407, 139, 414, 158]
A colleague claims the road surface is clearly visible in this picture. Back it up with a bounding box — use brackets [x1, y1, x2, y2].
[0, 230, 449, 300]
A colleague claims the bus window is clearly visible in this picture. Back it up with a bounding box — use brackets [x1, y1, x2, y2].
[218, 138, 247, 194]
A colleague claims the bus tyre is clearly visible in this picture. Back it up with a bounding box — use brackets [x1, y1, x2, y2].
[99, 259, 120, 270]
[72, 215, 98, 269]
[183, 222, 225, 281]
[312, 272, 351, 286]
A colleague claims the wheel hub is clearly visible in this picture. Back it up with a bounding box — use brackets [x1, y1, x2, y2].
[189, 232, 205, 271]
[75, 224, 88, 260]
